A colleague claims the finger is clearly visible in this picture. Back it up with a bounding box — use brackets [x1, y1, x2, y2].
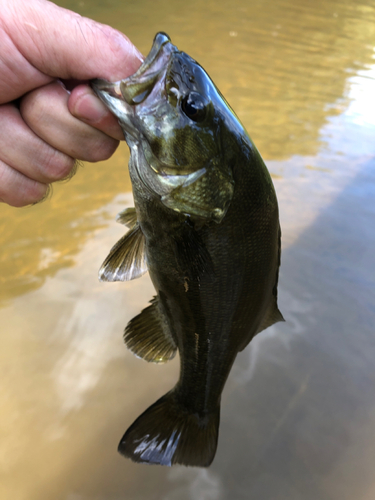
[0, 158, 48, 207]
[20, 81, 120, 162]
[0, 17, 53, 103]
[3, 0, 143, 99]
[68, 85, 124, 141]
[0, 103, 75, 184]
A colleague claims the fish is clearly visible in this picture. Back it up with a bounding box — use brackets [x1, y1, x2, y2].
[91, 32, 283, 467]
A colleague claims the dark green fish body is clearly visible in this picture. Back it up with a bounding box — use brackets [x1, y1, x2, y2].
[92, 33, 283, 467]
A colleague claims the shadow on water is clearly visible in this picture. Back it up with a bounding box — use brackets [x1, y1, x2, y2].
[22, 159, 375, 500]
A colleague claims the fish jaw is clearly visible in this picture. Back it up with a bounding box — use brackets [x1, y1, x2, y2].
[90, 78, 138, 141]
[91, 32, 176, 143]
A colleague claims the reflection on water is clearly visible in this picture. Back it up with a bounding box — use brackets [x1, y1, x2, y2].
[166, 468, 222, 500]
[1, 0, 375, 499]
[0, 147, 132, 304]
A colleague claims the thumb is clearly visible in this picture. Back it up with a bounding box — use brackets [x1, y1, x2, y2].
[4, 0, 143, 82]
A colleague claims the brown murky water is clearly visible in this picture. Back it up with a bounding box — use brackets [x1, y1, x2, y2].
[1, 1, 375, 499]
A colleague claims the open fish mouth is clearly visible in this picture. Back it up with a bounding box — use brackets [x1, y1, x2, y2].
[91, 32, 175, 115]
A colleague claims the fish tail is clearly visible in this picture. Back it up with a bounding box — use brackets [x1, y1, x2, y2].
[118, 391, 220, 467]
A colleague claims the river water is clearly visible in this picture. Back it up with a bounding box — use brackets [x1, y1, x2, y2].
[1, 0, 375, 499]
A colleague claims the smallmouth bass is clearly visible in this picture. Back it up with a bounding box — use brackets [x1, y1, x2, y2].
[92, 32, 283, 467]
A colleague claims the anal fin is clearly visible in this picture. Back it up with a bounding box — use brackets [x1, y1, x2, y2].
[124, 297, 177, 363]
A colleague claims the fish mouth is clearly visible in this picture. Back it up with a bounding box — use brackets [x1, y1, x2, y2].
[91, 32, 175, 120]
[92, 33, 206, 201]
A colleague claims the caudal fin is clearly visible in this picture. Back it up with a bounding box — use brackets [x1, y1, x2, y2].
[118, 391, 220, 467]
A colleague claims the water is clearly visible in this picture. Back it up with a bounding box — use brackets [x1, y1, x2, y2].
[1, 0, 375, 499]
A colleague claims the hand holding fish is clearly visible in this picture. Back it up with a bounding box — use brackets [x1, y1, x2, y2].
[0, 0, 142, 207]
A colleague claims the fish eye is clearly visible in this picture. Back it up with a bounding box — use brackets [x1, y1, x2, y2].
[181, 92, 207, 123]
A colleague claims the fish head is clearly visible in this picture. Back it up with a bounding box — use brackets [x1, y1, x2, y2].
[92, 32, 243, 223]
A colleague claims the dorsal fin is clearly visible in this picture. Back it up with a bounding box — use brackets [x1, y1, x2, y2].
[116, 207, 138, 228]
[99, 224, 147, 282]
[124, 297, 177, 363]
[255, 299, 285, 336]
[238, 297, 284, 352]
[254, 224, 284, 336]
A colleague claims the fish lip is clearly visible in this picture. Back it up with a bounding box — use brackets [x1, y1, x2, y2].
[91, 79, 122, 99]
[91, 32, 176, 143]
[127, 32, 173, 80]
[91, 32, 175, 107]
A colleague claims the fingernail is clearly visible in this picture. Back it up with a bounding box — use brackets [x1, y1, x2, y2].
[56, 79, 71, 95]
[74, 93, 108, 123]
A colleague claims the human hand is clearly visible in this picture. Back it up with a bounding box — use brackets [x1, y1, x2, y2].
[0, 0, 143, 207]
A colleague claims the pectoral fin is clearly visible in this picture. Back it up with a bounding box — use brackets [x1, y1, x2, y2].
[99, 223, 147, 282]
[124, 297, 177, 363]
[116, 207, 138, 228]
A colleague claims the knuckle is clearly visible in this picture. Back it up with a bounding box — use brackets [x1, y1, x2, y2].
[21, 89, 44, 121]
[0, 166, 48, 207]
[40, 150, 75, 182]
[82, 137, 119, 163]
[7, 190, 45, 207]
[20, 183, 49, 207]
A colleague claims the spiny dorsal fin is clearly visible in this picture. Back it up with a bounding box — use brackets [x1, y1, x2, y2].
[116, 207, 138, 228]
[124, 297, 177, 363]
[255, 299, 285, 336]
[99, 223, 147, 282]
[255, 224, 284, 335]
[238, 298, 284, 353]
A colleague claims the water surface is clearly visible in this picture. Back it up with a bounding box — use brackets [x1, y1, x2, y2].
[1, 0, 375, 499]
